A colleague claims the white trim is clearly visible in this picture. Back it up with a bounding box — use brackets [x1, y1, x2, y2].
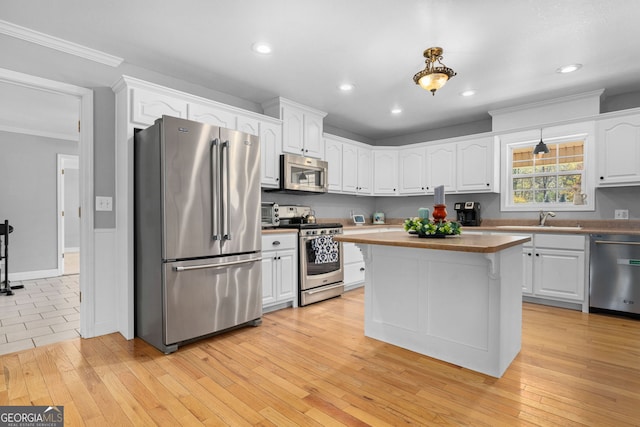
[8, 268, 60, 282]
[0, 20, 123, 67]
[0, 124, 79, 142]
[0, 67, 96, 339]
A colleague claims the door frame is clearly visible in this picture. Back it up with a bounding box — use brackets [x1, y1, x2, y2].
[0, 68, 95, 338]
[57, 154, 80, 275]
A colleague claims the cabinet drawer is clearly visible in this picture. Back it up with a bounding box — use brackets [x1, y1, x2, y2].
[262, 233, 297, 251]
[535, 234, 585, 250]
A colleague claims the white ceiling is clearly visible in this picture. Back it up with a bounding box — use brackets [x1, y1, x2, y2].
[2, 0, 640, 141]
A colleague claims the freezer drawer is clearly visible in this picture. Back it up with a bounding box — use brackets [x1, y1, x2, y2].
[163, 254, 262, 345]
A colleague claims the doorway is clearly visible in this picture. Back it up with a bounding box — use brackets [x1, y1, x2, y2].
[0, 68, 95, 351]
[58, 154, 80, 276]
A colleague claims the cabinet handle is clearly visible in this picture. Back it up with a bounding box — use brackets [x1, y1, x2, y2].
[535, 253, 540, 257]
[360, 267, 365, 271]
[486, 183, 490, 186]
[273, 256, 277, 260]
[277, 256, 281, 260]
[272, 240, 281, 246]
[527, 253, 532, 256]
[276, 177, 279, 181]
[600, 176, 604, 180]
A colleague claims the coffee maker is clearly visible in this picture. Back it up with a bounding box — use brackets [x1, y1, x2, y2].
[454, 202, 481, 226]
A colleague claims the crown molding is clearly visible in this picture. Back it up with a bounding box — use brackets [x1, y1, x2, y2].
[0, 20, 123, 67]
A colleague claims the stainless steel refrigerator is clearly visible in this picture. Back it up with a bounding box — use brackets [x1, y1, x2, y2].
[134, 115, 262, 354]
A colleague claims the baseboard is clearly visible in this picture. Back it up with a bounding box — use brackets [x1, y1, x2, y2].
[65, 247, 80, 253]
[8, 268, 60, 281]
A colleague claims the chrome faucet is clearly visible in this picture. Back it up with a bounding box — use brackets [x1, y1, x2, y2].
[539, 210, 556, 226]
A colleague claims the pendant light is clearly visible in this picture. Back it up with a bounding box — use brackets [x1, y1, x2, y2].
[533, 129, 549, 157]
[412, 47, 456, 95]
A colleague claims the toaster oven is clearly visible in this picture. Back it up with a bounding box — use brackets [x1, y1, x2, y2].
[261, 202, 280, 227]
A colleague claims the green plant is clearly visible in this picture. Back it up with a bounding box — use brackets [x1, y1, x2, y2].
[403, 217, 461, 236]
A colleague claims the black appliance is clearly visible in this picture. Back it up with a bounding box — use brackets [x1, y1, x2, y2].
[454, 201, 482, 226]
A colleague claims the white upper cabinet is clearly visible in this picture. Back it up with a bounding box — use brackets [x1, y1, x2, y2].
[188, 103, 235, 129]
[398, 146, 427, 195]
[131, 88, 188, 126]
[457, 137, 499, 193]
[373, 150, 398, 195]
[324, 136, 343, 193]
[262, 97, 327, 159]
[340, 141, 371, 195]
[259, 121, 283, 188]
[425, 143, 456, 193]
[236, 115, 260, 136]
[597, 112, 640, 186]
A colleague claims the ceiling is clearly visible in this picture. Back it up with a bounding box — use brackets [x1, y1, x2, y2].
[2, 0, 640, 141]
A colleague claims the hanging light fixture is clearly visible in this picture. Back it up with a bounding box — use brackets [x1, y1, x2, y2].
[533, 129, 550, 157]
[413, 47, 456, 95]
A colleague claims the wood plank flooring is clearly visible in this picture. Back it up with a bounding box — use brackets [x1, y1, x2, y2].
[1, 288, 639, 426]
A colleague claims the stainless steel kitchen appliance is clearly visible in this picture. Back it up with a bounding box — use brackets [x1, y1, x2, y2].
[276, 205, 344, 305]
[590, 234, 640, 317]
[454, 201, 481, 226]
[134, 115, 262, 353]
[267, 154, 328, 194]
[261, 202, 280, 227]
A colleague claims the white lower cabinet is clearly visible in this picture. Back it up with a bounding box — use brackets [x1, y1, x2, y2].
[343, 242, 365, 290]
[262, 234, 297, 311]
[501, 232, 586, 310]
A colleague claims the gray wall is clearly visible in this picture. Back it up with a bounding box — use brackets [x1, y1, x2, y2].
[93, 87, 116, 228]
[261, 191, 376, 220]
[0, 131, 78, 273]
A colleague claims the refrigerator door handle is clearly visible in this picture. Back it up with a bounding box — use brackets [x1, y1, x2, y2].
[173, 257, 262, 272]
[221, 139, 232, 240]
[211, 138, 221, 241]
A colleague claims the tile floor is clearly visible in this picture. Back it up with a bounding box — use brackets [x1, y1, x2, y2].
[0, 253, 80, 355]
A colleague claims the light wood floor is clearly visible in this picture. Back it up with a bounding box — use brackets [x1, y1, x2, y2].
[1, 288, 639, 426]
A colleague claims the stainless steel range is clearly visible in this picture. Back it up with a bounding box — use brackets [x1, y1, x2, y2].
[277, 206, 344, 306]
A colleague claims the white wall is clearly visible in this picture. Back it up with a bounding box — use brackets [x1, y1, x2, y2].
[0, 130, 78, 273]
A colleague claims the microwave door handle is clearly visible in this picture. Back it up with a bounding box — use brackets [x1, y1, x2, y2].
[210, 139, 221, 241]
[222, 139, 232, 241]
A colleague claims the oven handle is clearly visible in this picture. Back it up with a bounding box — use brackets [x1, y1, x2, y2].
[305, 283, 344, 295]
[300, 234, 342, 242]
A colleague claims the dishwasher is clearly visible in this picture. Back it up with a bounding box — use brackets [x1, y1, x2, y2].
[590, 234, 640, 316]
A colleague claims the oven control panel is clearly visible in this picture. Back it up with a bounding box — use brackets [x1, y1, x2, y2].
[301, 227, 343, 236]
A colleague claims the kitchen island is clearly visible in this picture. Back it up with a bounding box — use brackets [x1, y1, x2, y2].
[334, 231, 531, 378]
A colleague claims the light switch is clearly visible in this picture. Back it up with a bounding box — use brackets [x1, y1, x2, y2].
[96, 196, 113, 211]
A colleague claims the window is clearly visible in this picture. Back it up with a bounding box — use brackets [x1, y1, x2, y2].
[500, 124, 595, 212]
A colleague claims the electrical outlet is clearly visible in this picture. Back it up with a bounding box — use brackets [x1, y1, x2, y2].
[96, 196, 113, 212]
[614, 209, 629, 220]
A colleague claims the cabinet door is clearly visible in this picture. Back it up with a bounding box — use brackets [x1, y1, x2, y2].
[303, 114, 324, 158]
[276, 249, 296, 301]
[236, 115, 260, 136]
[189, 103, 235, 128]
[373, 150, 398, 195]
[426, 143, 456, 193]
[281, 106, 305, 155]
[597, 114, 640, 186]
[342, 143, 358, 194]
[457, 137, 496, 193]
[357, 147, 372, 195]
[131, 88, 188, 126]
[324, 138, 343, 193]
[261, 255, 277, 306]
[522, 248, 534, 295]
[260, 121, 282, 188]
[399, 147, 426, 195]
[533, 249, 585, 301]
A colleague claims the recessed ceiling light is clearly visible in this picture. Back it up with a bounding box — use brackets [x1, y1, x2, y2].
[391, 108, 402, 115]
[339, 83, 354, 92]
[460, 90, 476, 97]
[556, 64, 582, 74]
[252, 42, 272, 54]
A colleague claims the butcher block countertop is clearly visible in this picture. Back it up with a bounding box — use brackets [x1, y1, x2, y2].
[334, 231, 531, 254]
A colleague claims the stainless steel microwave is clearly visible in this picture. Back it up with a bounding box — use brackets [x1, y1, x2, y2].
[277, 154, 328, 194]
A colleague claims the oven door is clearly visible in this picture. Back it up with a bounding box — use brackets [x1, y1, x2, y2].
[299, 234, 344, 291]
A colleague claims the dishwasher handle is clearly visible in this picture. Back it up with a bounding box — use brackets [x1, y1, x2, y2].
[593, 240, 640, 246]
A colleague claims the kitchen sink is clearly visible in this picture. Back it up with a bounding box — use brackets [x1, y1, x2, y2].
[495, 225, 583, 231]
